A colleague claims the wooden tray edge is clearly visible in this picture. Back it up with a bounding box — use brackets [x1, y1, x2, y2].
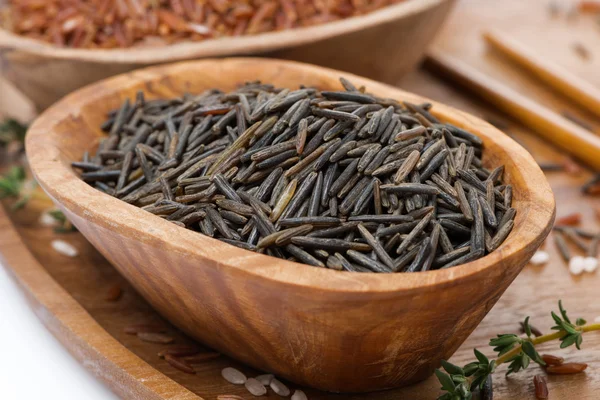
[0, 205, 200, 400]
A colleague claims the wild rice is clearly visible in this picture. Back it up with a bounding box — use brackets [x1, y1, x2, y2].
[76, 78, 514, 273]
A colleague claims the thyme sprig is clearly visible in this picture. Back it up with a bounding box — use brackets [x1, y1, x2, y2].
[436, 301, 600, 400]
[48, 209, 77, 233]
[0, 166, 38, 210]
[0, 118, 27, 146]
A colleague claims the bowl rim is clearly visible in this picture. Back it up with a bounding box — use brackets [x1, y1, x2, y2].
[0, 0, 448, 63]
[26, 57, 555, 294]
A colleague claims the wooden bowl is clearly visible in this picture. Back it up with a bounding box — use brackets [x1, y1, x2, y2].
[26, 58, 554, 392]
[0, 0, 454, 111]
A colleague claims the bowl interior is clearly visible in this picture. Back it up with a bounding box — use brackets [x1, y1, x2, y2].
[26, 57, 555, 294]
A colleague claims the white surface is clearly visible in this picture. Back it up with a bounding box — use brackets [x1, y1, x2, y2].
[0, 264, 119, 400]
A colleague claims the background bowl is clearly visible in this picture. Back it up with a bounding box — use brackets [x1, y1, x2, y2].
[26, 58, 554, 392]
[0, 0, 454, 111]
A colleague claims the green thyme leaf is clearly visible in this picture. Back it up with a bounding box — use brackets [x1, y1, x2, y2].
[0, 118, 27, 145]
[441, 360, 464, 376]
[435, 369, 456, 393]
[523, 317, 532, 337]
[521, 354, 530, 369]
[576, 334, 583, 350]
[474, 349, 489, 365]
[11, 195, 30, 211]
[560, 334, 577, 348]
[463, 362, 479, 377]
[559, 300, 571, 324]
[576, 318, 587, 326]
[489, 334, 519, 347]
[521, 341, 545, 365]
[48, 210, 67, 223]
[0, 166, 26, 199]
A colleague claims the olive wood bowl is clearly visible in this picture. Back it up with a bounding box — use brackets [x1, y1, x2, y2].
[26, 57, 555, 392]
[0, 0, 454, 111]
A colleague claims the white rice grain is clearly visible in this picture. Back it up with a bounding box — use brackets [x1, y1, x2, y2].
[221, 367, 247, 385]
[583, 257, 598, 273]
[291, 390, 308, 400]
[39, 211, 58, 227]
[244, 378, 267, 396]
[568, 256, 585, 275]
[529, 250, 549, 265]
[51, 240, 78, 257]
[270, 378, 290, 396]
[255, 374, 274, 385]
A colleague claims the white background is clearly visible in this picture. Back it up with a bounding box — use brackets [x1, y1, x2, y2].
[0, 264, 118, 400]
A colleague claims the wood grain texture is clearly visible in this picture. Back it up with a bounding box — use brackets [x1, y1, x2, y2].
[0, 207, 198, 400]
[482, 30, 600, 119]
[430, 0, 600, 135]
[423, 51, 600, 170]
[0, 0, 454, 111]
[24, 58, 553, 392]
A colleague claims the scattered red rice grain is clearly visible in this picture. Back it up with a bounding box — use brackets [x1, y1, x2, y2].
[572, 42, 591, 61]
[158, 345, 200, 358]
[555, 213, 582, 226]
[562, 157, 583, 175]
[185, 352, 221, 363]
[586, 184, 600, 195]
[533, 375, 549, 399]
[104, 284, 123, 302]
[123, 323, 167, 335]
[164, 354, 195, 374]
[137, 332, 174, 344]
[541, 354, 565, 366]
[579, 1, 600, 13]
[520, 321, 543, 337]
[546, 362, 588, 374]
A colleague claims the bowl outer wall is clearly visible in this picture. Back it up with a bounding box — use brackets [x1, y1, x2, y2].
[25, 58, 555, 392]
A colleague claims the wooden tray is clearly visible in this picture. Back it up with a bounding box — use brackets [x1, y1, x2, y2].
[2, 1, 600, 397]
[2, 68, 600, 400]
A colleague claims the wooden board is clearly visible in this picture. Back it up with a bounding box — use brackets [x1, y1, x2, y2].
[429, 0, 600, 134]
[1, 0, 600, 398]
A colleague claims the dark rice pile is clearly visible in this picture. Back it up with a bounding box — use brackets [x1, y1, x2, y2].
[73, 78, 516, 272]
